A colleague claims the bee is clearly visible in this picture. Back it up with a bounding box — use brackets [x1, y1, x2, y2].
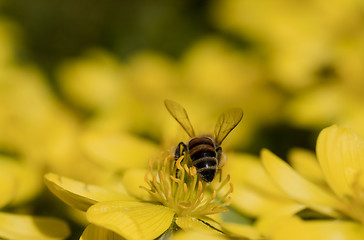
[165, 99, 243, 182]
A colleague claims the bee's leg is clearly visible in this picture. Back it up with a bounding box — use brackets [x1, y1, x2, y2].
[174, 142, 187, 160]
[174, 142, 187, 178]
[216, 147, 226, 182]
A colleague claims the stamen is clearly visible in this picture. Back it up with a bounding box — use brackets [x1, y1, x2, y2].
[184, 171, 198, 201]
[211, 190, 217, 199]
[142, 154, 233, 217]
[198, 181, 203, 192]
[184, 164, 190, 174]
[167, 189, 173, 203]
[176, 156, 183, 170]
[190, 166, 197, 175]
[216, 174, 230, 193]
[176, 165, 186, 200]
[199, 192, 204, 202]
[229, 182, 234, 193]
[170, 176, 180, 183]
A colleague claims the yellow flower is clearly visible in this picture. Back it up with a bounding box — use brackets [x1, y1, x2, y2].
[260, 124, 364, 239]
[172, 223, 262, 240]
[80, 127, 160, 171]
[226, 153, 304, 219]
[0, 155, 70, 240]
[283, 84, 342, 128]
[261, 215, 364, 240]
[56, 49, 124, 111]
[211, 0, 364, 91]
[45, 153, 238, 239]
[141, 155, 232, 217]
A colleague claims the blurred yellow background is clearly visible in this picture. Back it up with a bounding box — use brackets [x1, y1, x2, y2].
[1, 0, 364, 239]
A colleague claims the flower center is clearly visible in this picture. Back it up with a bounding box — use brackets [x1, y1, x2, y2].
[142, 154, 233, 217]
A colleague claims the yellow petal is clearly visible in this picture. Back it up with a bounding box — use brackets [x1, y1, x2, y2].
[232, 185, 303, 218]
[227, 153, 290, 198]
[66, 208, 88, 226]
[56, 50, 122, 110]
[175, 216, 223, 233]
[0, 169, 15, 208]
[272, 217, 364, 240]
[80, 224, 124, 240]
[121, 168, 153, 201]
[81, 129, 159, 171]
[9, 163, 42, 205]
[87, 201, 175, 240]
[284, 85, 341, 128]
[0, 156, 42, 206]
[255, 208, 303, 237]
[0, 212, 70, 240]
[44, 173, 133, 211]
[317, 125, 364, 198]
[172, 229, 224, 240]
[228, 153, 304, 218]
[288, 148, 325, 185]
[222, 222, 262, 239]
[261, 149, 340, 215]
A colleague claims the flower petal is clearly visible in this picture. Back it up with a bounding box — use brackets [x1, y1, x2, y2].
[227, 153, 304, 218]
[227, 153, 288, 197]
[317, 125, 364, 198]
[255, 205, 322, 237]
[284, 85, 341, 128]
[172, 229, 223, 240]
[80, 224, 124, 240]
[0, 170, 15, 208]
[272, 217, 364, 240]
[44, 173, 133, 211]
[8, 163, 42, 205]
[0, 156, 42, 206]
[0, 212, 70, 240]
[81, 129, 159, 171]
[87, 201, 175, 240]
[121, 168, 153, 201]
[175, 216, 223, 233]
[261, 149, 340, 216]
[288, 148, 325, 185]
[232, 185, 303, 218]
[222, 222, 262, 239]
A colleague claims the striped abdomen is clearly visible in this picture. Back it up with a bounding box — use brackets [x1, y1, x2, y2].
[188, 136, 218, 182]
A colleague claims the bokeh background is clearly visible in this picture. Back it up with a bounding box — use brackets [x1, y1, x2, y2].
[1, 0, 364, 239]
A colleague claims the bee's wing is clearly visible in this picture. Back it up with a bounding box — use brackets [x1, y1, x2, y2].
[164, 99, 196, 138]
[214, 108, 243, 145]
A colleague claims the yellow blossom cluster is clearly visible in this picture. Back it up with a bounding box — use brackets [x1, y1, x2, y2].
[1, 0, 364, 239]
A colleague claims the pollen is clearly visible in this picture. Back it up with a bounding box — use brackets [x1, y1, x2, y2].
[142, 154, 233, 217]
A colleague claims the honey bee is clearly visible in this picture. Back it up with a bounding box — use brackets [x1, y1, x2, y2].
[165, 99, 243, 182]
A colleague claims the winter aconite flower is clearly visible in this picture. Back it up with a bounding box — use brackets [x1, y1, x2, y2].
[259, 125, 364, 239]
[0, 156, 70, 240]
[45, 154, 235, 239]
[142, 154, 233, 218]
[225, 152, 304, 219]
